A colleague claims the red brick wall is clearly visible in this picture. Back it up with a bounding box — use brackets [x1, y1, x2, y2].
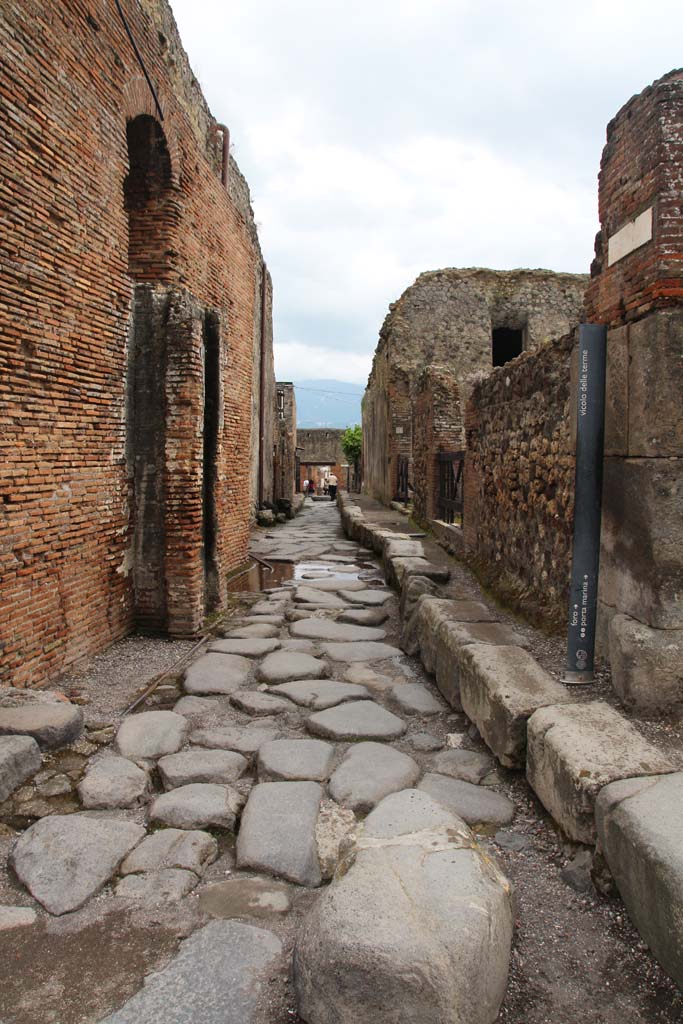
[0, 0, 269, 686]
[586, 70, 683, 325]
[412, 366, 464, 523]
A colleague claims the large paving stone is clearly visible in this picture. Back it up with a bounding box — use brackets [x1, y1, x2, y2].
[388, 557, 451, 586]
[9, 814, 145, 915]
[419, 773, 515, 828]
[321, 642, 403, 663]
[230, 691, 292, 716]
[293, 789, 513, 1024]
[297, 578, 367, 593]
[236, 781, 323, 886]
[150, 784, 244, 831]
[435, 622, 530, 710]
[269, 679, 371, 710]
[158, 749, 248, 789]
[78, 756, 150, 809]
[526, 701, 674, 843]
[100, 920, 283, 1024]
[116, 711, 189, 762]
[290, 620, 386, 642]
[258, 651, 326, 684]
[184, 653, 252, 695]
[224, 623, 280, 639]
[208, 638, 281, 657]
[257, 739, 336, 782]
[390, 683, 442, 716]
[173, 696, 221, 718]
[339, 589, 393, 607]
[339, 607, 390, 626]
[0, 691, 83, 750]
[596, 772, 683, 987]
[307, 702, 406, 741]
[115, 869, 198, 902]
[329, 742, 420, 813]
[199, 878, 292, 919]
[295, 588, 350, 609]
[191, 725, 280, 756]
[121, 828, 217, 876]
[458, 645, 576, 768]
[0, 735, 41, 802]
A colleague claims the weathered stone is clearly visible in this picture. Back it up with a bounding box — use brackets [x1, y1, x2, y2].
[199, 878, 292, 919]
[100, 920, 283, 1024]
[526, 701, 674, 843]
[321, 641, 404, 662]
[343, 664, 396, 691]
[431, 749, 494, 785]
[208, 638, 281, 657]
[184, 653, 252, 695]
[307, 702, 406, 741]
[37, 773, 72, 797]
[494, 830, 532, 852]
[150, 784, 244, 831]
[316, 799, 357, 880]
[230, 691, 292, 716]
[0, 701, 83, 750]
[78, 756, 150, 809]
[293, 789, 513, 1024]
[339, 607, 390, 626]
[298, 578, 366, 593]
[172, 696, 221, 718]
[269, 679, 370, 710]
[390, 684, 442, 716]
[251, 599, 289, 614]
[435, 622, 530, 710]
[237, 781, 323, 886]
[290, 619, 386, 642]
[457, 644, 576, 767]
[116, 711, 189, 763]
[389, 557, 451, 586]
[339, 589, 393, 606]
[281, 639, 319, 654]
[115, 869, 198, 902]
[404, 596, 498, 669]
[0, 736, 41, 802]
[295, 588, 350, 609]
[257, 739, 335, 782]
[191, 725, 279, 756]
[596, 772, 683, 987]
[121, 828, 217, 876]
[383, 538, 424, 560]
[158, 749, 248, 789]
[9, 814, 145, 915]
[608, 614, 683, 707]
[410, 732, 445, 752]
[0, 906, 38, 931]
[329, 742, 420, 813]
[224, 623, 280, 639]
[419, 773, 515, 828]
[257, 650, 326, 684]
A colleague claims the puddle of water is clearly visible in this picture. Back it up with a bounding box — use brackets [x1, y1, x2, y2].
[227, 559, 372, 593]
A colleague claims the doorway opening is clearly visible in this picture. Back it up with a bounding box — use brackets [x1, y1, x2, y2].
[492, 326, 524, 367]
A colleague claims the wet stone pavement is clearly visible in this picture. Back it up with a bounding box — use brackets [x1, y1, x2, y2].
[1, 498, 682, 1024]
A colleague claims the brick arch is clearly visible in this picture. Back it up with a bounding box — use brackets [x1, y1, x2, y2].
[120, 76, 181, 185]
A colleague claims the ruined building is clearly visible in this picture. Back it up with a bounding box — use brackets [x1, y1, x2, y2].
[0, 0, 276, 687]
[362, 268, 588, 507]
[297, 428, 350, 493]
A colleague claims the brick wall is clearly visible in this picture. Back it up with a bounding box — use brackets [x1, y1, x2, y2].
[273, 383, 297, 505]
[412, 366, 464, 524]
[464, 334, 576, 630]
[0, 0, 272, 686]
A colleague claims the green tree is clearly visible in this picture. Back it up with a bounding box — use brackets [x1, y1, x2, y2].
[341, 424, 362, 475]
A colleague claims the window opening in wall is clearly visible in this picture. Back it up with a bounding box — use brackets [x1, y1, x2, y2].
[203, 311, 220, 611]
[124, 114, 173, 280]
[492, 327, 524, 367]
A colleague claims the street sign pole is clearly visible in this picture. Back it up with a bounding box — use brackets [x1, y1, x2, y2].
[563, 323, 607, 685]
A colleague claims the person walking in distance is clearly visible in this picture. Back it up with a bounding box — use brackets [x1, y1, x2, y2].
[303, 478, 310, 498]
[328, 473, 338, 501]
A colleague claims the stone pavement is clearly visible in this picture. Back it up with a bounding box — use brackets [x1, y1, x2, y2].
[0, 497, 515, 1023]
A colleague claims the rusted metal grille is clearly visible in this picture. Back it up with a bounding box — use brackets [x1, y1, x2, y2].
[437, 451, 464, 524]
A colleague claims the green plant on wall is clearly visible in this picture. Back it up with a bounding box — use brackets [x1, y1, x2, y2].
[341, 424, 362, 471]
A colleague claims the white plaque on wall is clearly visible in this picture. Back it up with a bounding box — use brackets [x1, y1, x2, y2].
[607, 207, 653, 267]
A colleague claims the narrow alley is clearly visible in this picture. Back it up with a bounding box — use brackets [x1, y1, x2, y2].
[1, 498, 681, 1024]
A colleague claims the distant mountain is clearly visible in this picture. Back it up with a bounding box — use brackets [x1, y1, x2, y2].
[292, 379, 364, 429]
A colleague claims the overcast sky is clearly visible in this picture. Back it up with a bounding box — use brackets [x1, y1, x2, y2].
[170, 0, 682, 385]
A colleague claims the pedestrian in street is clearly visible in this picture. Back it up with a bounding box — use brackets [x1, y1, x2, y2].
[303, 478, 309, 497]
[328, 472, 338, 501]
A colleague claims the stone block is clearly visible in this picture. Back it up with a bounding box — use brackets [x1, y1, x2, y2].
[628, 311, 683, 457]
[601, 457, 683, 629]
[609, 614, 683, 707]
[457, 645, 576, 768]
[409, 597, 497, 675]
[596, 772, 683, 988]
[0, 736, 41, 803]
[434, 621, 529, 710]
[526, 701, 673, 843]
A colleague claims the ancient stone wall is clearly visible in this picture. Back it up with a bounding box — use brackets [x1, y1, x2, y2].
[586, 71, 683, 705]
[464, 333, 576, 630]
[298, 429, 347, 492]
[412, 367, 464, 525]
[363, 268, 588, 504]
[251, 267, 276, 512]
[0, 0, 273, 686]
